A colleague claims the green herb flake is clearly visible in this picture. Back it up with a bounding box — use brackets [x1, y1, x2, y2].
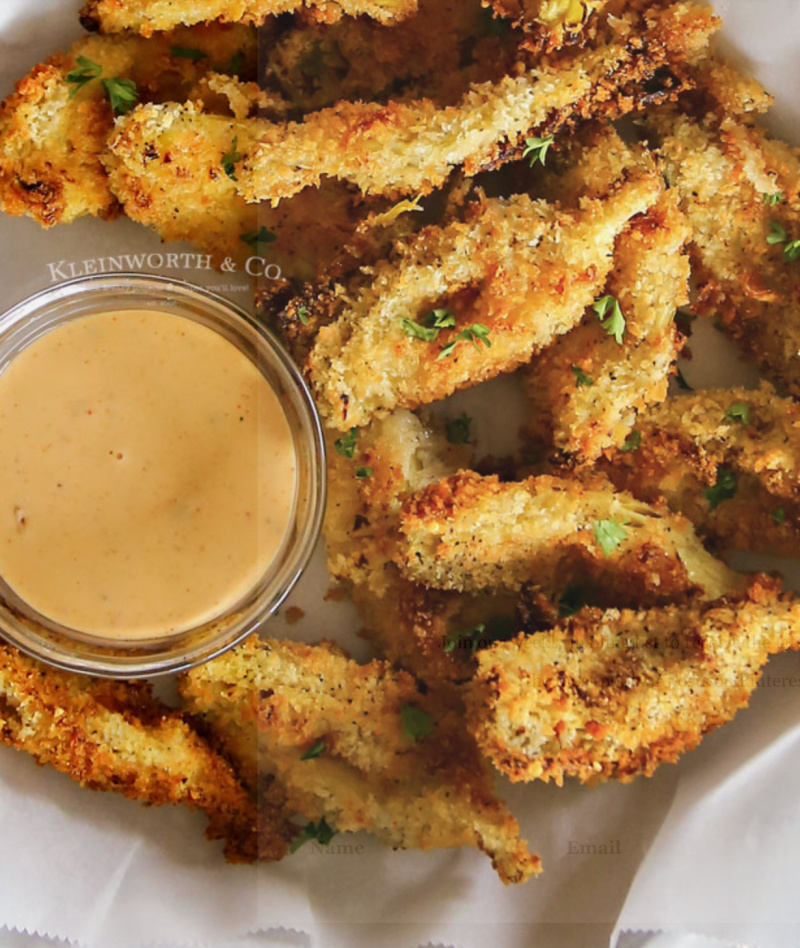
[438, 324, 491, 361]
[763, 191, 784, 206]
[593, 295, 626, 345]
[300, 741, 326, 761]
[334, 427, 357, 459]
[221, 137, 243, 181]
[101, 77, 138, 115]
[401, 308, 457, 343]
[675, 368, 693, 392]
[767, 220, 789, 245]
[355, 466, 374, 480]
[289, 817, 336, 854]
[297, 305, 310, 326]
[703, 468, 737, 510]
[772, 506, 787, 525]
[66, 56, 102, 97]
[401, 705, 434, 742]
[240, 226, 278, 250]
[785, 240, 800, 262]
[523, 135, 554, 168]
[446, 413, 472, 445]
[593, 519, 628, 557]
[726, 402, 750, 426]
[558, 585, 585, 619]
[571, 364, 593, 387]
[401, 317, 439, 342]
[170, 45, 208, 61]
[620, 430, 641, 453]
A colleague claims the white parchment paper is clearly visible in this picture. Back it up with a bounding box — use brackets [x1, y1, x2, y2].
[0, 2, 798, 947]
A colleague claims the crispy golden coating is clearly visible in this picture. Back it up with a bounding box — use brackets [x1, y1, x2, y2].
[179, 635, 540, 884]
[0, 25, 257, 228]
[467, 578, 797, 785]
[323, 409, 484, 686]
[105, 102, 370, 274]
[397, 471, 740, 603]
[233, 0, 715, 204]
[80, 0, 419, 35]
[307, 171, 661, 431]
[601, 384, 800, 556]
[0, 644, 279, 862]
[486, 0, 608, 50]
[524, 133, 688, 459]
[650, 103, 800, 395]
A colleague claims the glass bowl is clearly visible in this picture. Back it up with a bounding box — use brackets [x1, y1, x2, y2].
[0, 274, 326, 677]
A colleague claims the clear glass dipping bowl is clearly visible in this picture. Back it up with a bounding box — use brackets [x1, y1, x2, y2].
[0, 274, 326, 677]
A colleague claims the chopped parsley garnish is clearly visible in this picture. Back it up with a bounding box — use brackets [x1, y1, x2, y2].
[227, 50, 246, 77]
[101, 77, 138, 115]
[446, 413, 472, 445]
[571, 365, 593, 387]
[355, 466, 374, 479]
[772, 506, 786, 525]
[222, 137, 243, 181]
[297, 305, 310, 326]
[240, 226, 277, 250]
[438, 324, 491, 360]
[620, 430, 641, 453]
[767, 221, 788, 245]
[65, 58, 138, 114]
[401, 308, 456, 342]
[523, 135, 554, 167]
[66, 56, 102, 96]
[300, 741, 326, 761]
[401, 705, 433, 742]
[401, 318, 440, 342]
[334, 428, 357, 459]
[675, 367, 693, 392]
[593, 519, 628, 557]
[763, 191, 784, 206]
[703, 468, 737, 509]
[558, 585, 585, 619]
[726, 402, 750, 425]
[289, 818, 336, 853]
[170, 45, 208, 61]
[593, 295, 626, 345]
[767, 220, 800, 261]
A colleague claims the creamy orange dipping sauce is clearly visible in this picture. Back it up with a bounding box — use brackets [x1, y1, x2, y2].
[0, 310, 296, 638]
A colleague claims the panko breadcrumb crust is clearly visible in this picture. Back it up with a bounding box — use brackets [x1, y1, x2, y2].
[0, 0, 800, 886]
[0, 644, 281, 862]
[466, 578, 797, 784]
